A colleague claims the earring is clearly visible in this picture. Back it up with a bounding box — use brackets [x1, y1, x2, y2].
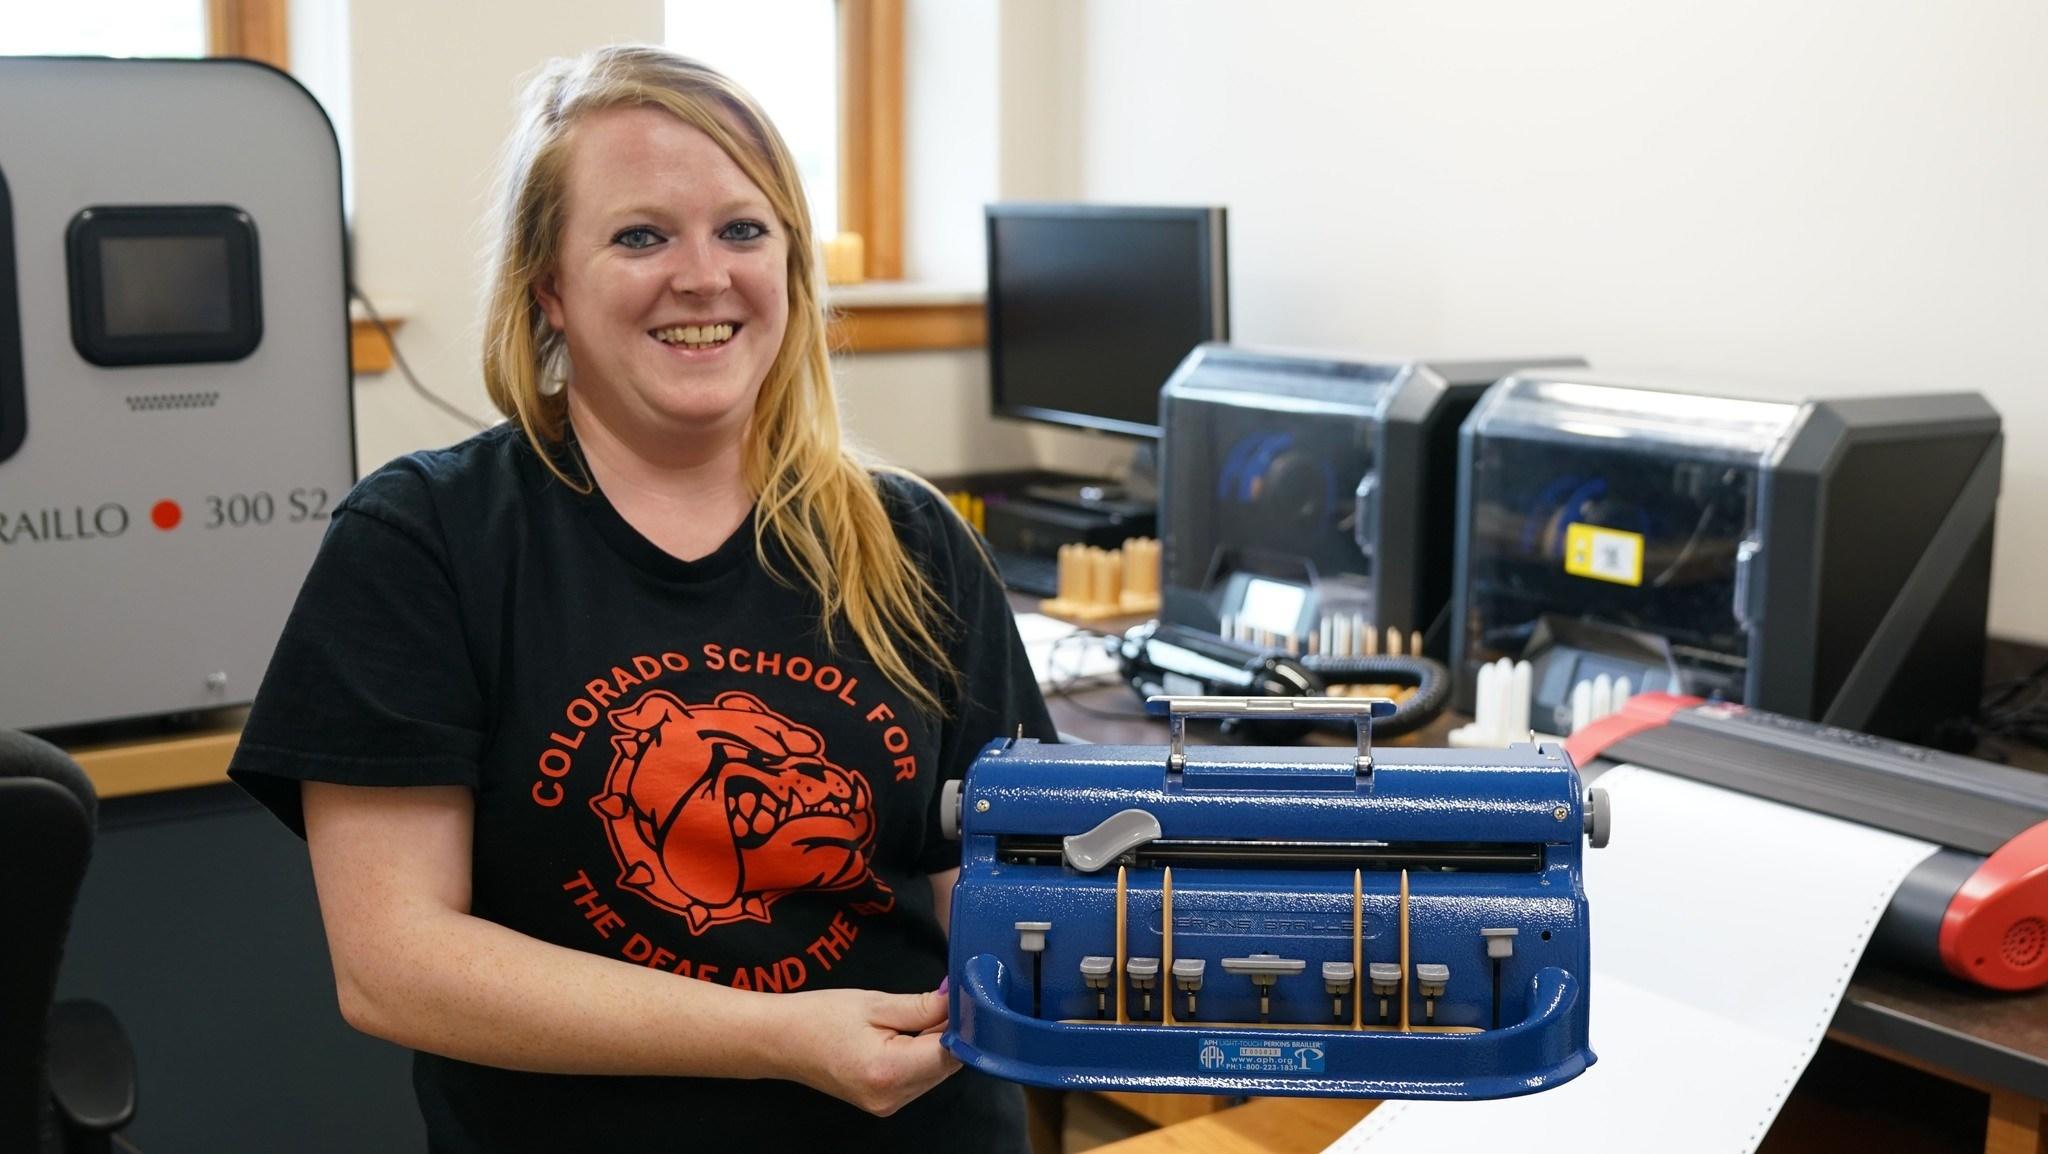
[539, 345, 570, 397]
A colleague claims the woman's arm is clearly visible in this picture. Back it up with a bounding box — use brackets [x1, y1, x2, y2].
[928, 867, 959, 936]
[302, 781, 959, 1115]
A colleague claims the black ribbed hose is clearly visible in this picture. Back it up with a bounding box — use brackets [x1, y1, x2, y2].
[1299, 655, 1452, 738]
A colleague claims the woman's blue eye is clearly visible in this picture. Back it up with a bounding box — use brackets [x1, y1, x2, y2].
[614, 226, 663, 249]
[721, 220, 768, 242]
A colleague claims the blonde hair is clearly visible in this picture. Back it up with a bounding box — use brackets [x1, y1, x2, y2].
[482, 45, 958, 716]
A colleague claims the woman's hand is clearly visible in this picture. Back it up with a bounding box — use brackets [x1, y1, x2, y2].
[772, 987, 961, 1116]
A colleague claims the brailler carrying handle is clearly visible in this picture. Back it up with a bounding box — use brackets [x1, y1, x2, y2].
[1148, 695, 1397, 777]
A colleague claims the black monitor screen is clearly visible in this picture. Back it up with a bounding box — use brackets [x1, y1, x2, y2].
[987, 205, 1227, 439]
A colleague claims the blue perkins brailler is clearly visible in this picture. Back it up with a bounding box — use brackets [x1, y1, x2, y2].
[938, 696, 1609, 1100]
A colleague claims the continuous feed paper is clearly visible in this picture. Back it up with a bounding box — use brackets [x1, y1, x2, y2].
[1329, 765, 1938, 1154]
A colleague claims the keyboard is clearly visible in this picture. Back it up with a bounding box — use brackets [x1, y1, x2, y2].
[992, 549, 1060, 597]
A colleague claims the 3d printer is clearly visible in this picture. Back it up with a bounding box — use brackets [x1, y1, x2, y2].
[1157, 345, 1582, 659]
[941, 697, 1607, 1099]
[1450, 373, 2000, 741]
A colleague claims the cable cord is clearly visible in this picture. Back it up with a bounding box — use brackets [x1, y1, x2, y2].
[1967, 654, 2048, 754]
[1043, 628, 1156, 722]
[348, 285, 491, 431]
[1299, 654, 1453, 739]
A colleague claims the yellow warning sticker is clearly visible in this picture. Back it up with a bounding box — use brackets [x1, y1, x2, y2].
[1564, 523, 1644, 587]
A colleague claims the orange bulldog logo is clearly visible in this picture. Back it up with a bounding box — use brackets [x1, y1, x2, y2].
[591, 689, 893, 933]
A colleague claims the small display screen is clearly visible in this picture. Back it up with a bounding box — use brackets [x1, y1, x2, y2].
[100, 235, 233, 337]
[68, 205, 261, 366]
[1237, 577, 1307, 636]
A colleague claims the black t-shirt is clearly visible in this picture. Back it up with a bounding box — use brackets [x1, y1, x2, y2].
[229, 424, 1055, 1153]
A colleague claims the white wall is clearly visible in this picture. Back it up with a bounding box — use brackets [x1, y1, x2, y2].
[339, 0, 2042, 637]
[288, 0, 353, 217]
[344, 0, 1122, 484]
[854, 0, 1131, 479]
[1054, 0, 2048, 641]
[347, 0, 664, 474]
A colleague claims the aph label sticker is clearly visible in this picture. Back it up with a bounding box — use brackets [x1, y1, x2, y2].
[1563, 522, 1644, 586]
[1197, 1037, 1326, 1074]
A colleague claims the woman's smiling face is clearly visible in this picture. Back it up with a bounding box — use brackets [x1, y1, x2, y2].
[536, 103, 790, 447]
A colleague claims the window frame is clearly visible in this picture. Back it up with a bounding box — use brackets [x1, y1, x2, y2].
[837, 0, 901, 281]
[831, 0, 983, 352]
[208, 1, 413, 374]
[206, 0, 288, 70]
[212, 0, 972, 361]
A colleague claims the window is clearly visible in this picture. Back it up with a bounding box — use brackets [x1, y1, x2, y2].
[665, 0, 840, 240]
[664, 0, 906, 285]
[0, 2, 207, 57]
[0, 2, 289, 73]
[661, 0, 970, 353]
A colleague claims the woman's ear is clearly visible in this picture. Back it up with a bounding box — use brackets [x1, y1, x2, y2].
[534, 273, 566, 331]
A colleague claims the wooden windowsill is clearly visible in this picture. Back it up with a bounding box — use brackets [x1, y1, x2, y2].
[827, 282, 985, 353]
[348, 298, 410, 375]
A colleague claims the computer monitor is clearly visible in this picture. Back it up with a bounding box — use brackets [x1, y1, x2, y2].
[985, 203, 1229, 440]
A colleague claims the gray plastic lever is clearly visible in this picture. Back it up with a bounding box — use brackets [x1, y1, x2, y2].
[1221, 953, 1307, 984]
[1080, 955, 1116, 1016]
[1062, 808, 1164, 873]
[1481, 927, 1519, 959]
[1224, 953, 1304, 1022]
[1127, 957, 1161, 1013]
[1171, 958, 1207, 990]
[1323, 961, 1357, 1018]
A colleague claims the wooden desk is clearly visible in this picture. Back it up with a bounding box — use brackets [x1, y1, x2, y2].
[63, 714, 242, 799]
[1091, 1097, 1376, 1154]
[1038, 672, 2048, 1154]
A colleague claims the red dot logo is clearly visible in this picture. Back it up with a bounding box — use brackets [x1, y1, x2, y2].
[151, 500, 182, 531]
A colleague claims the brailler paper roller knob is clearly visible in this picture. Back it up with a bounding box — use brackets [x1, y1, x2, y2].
[940, 779, 963, 840]
[1584, 787, 1611, 849]
[1062, 808, 1164, 873]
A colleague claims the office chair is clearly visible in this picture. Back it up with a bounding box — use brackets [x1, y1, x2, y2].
[0, 730, 137, 1154]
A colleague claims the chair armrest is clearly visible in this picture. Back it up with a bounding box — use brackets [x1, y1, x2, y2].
[47, 999, 136, 1134]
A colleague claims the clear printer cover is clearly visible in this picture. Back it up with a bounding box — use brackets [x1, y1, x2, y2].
[1457, 376, 1803, 704]
[1159, 351, 1401, 634]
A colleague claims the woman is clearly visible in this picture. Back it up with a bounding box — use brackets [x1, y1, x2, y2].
[230, 45, 1052, 1152]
